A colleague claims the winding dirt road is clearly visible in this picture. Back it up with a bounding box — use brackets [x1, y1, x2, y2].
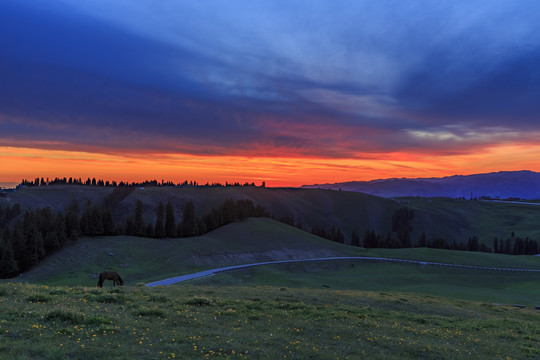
[145, 256, 540, 287]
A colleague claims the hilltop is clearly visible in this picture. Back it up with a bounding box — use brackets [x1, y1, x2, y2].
[302, 170, 540, 199]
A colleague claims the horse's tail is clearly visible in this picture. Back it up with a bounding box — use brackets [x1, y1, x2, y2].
[97, 274, 104, 288]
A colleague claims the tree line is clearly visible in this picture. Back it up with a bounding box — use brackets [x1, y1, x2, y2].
[281, 206, 540, 255]
[0, 196, 269, 278]
[2, 201, 539, 279]
[20, 177, 265, 188]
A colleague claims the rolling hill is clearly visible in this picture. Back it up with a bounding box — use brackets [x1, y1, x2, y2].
[3, 184, 540, 247]
[12, 217, 540, 305]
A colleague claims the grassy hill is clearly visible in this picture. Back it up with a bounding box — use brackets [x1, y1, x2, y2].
[13, 218, 354, 286]
[12, 218, 540, 305]
[405, 197, 540, 244]
[4, 185, 540, 247]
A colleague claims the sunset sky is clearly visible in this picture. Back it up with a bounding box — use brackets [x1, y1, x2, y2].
[1, 1, 540, 187]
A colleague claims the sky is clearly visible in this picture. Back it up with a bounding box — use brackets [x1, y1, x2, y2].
[1, 0, 540, 187]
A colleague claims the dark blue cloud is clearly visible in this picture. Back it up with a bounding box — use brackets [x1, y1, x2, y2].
[2, 0, 540, 158]
[395, 44, 540, 128]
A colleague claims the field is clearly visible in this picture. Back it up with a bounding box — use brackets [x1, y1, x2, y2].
[3, 188, 540, 359]
[13, 218, 540, 306]
[1, 283, 540, 360]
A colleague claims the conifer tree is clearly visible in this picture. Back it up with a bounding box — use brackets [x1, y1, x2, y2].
[65, 202, 80, 238]
[23, 211, 45, 266]
[179, 201, 198, 237]
[154, 201, 165, 238]
[351, 229, 360, 247]
[165, 201, 176, 238]
[134, 200, 145, 236]
[101, 207, 115, 235]
[55, 212, 68, 246]
[0, 235, 19, 278]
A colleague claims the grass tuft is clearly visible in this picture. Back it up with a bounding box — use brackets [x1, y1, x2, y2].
[89, 294, 125, 304]
[185, 296, 213, 307]
[44, 309, 84, 324]
[146, 294, 169, 303]
[86, 315, 112, 325]
[26, 293, 51, 303]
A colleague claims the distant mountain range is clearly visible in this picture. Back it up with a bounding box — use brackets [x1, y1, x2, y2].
[301, 171, 540, 199]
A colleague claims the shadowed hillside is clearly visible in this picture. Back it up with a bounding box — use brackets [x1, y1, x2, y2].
[14, 218, 354, 286]
[3, 185, 540, 249]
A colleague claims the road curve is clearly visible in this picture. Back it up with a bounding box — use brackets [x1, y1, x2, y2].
[145, 256, 540, 287]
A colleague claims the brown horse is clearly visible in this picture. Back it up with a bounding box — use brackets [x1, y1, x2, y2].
[97, 271, 124, 287]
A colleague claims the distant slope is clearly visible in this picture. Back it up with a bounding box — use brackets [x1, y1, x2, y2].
[302, 170, 540, 199]
[3, 184, 540, 246]
[14, 218, 356, 286]
[1, 185, 400, 243]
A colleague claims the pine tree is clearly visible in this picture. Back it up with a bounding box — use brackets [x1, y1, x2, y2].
[55, 212, 68, 246]
[165, 202, 176, 238]
[10, 220, 28, 271]
[154, 202, 166, 238]
[351, 229, 360, 247]
[179, 201, 198, 237]
[101, 207, 115, 235]
[134, 200, 145, 236]
[65, 202, 80, 238]
[0, 236, 19, 278]
[89, 205, 104, 235]
[23, 211, 45, 265]
[418, 232, 427, 247]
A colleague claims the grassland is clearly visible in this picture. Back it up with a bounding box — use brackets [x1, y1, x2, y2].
[3, 218, 540, 359]
[1, 283, 540, 360]
[200, 260, 540, 305]
[11, 218, 540, 306]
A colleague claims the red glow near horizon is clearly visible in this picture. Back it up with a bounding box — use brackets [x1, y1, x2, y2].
[2, 145, 540, 187]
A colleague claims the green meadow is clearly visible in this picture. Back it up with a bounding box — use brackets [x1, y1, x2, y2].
[1, 283, 540, 360]
[2, 218, 540, 359]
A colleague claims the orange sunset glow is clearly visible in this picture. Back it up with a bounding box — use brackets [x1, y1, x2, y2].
[3, 143, 540, 188]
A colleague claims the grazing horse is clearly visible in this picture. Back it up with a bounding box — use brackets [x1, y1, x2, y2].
[97, 271, 124, 287]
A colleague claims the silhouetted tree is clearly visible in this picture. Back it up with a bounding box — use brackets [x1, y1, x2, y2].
[24, 211, 45, 266]
[179, 201, 198, 237]
[55, 212, 68, 246]
[0, 234, 19, 278]
[351, 229, 360, 247]
[363, 230, 379, 248]
[134, 200, 145, 236]
[65, 202, 80, 239]
[466, 236, 480, 252]
[154, 202, 166, 239]
[101, 207, 115, 235]
[417, 232, 427, 247]
[391, 207, 414, 248]
[165, 201, 176, 237]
